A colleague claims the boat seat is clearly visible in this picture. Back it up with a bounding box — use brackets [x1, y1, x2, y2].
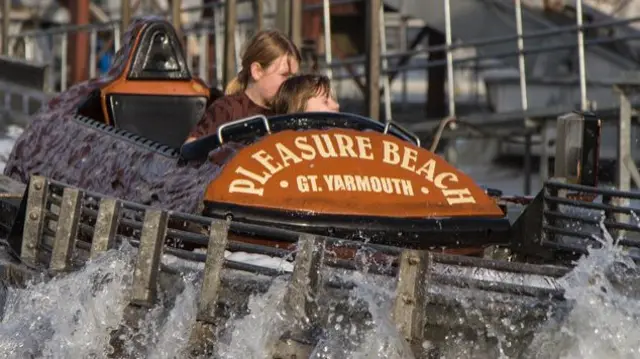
[99, 19, 211, 149]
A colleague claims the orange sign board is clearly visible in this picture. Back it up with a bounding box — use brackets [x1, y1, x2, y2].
[204, 128, 505, 218]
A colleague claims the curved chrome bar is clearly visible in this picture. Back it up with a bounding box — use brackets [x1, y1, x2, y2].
[383, 120, 421, 148]
[216, 114, 271, 145]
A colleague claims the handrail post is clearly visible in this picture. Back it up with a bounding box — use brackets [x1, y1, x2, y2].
[1, 0, 10, 56]
[576, 0, 588, 111]
[614, 84, 631, 239]
[365, 0, 381, 122]
[379, 5, 392, 122]
[322, 0, 333, 80]
[444, 0, 455, 118]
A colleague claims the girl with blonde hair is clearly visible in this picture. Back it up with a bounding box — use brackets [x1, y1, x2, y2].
[185, 29, 301, 143]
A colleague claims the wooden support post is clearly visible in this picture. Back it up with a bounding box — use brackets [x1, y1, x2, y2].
[130, 209, 167, 307]
[49, 187, 82, 272]
[188, 219, 230, 356]
[21, 176, 49, 267]
[109, 210, 166, 359]
[275, 0, 291, 35]
[252, 0, 264, 31]
[365, 0, 381, 121]
[171, 0, 182, 37]
[121, 0, 131, 35]
[90, 198, 121, 259]
[290, 0, 303, 49]
[223, 0, 237, 89]
[273, 234, 325, 358]
[392, 249, 431, 357]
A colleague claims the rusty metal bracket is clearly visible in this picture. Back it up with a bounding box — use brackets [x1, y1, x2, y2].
[21, 175, 49, 267]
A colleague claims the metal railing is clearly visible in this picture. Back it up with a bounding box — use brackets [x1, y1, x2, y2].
[3, 0, 640, 122]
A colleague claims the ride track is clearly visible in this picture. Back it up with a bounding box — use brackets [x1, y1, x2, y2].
[1, 16, 640, 358]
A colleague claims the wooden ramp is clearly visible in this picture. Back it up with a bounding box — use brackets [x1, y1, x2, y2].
[0, 174, 577, 358]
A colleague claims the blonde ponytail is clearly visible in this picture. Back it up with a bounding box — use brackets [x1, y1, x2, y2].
[224, 76, 243, 95]
[224, 68, 250, 95]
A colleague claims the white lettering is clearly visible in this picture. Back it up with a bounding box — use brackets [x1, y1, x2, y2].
[297, 175, 310, 192]
[225, 133, 475, 203]
[229, 179, 264, 196]
[442, 188, 476, 205]
[434, 172, 458, 189]
[382, 141, 400, 165]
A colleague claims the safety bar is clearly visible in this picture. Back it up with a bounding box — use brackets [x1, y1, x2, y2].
[217, 114, 271, 145]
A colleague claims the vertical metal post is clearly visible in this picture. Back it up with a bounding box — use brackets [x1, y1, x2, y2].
[290, 0, 303, 50]
[524, 132, 532, 195]
[540, 120, 549, 182]
[114, 26, 121, 52]
[444, 0, 455, 118]
[379, 5, 392, 122]
[253, 0, 264, 31]
[616, 86, 631, 237]
[1, 0, 10, 55]
[214, 8, 223, 87]
[399, 15, 408, 111]
[21, 176, 49, 267]
[576, 0, 587, 111]
[60, 33, 68, 91]
[365, 0, 381, 121]
[69, 0, 89, 85]
[515, 0, 528, 111]
[89, 29, 97, 78]
[223, 0, 237, 89]
[199, 29, 208, 82]
[322, 0, 333, 80]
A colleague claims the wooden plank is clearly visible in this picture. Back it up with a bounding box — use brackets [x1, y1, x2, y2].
[130, 209, 167, 307]
[392, 249, 431, 356]
[273, 233, 325, 358]
[223, 0, 237, 89]
[90, 198, 121, 259]
[188, 219, 230, 356]
[49, 187, 82, 272]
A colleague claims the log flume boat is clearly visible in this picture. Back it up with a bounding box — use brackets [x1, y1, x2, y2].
[1, 16, 639, 358]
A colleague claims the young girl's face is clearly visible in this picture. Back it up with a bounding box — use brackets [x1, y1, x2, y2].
[251, 55, 299, 102]
[305, 91, 340, 112]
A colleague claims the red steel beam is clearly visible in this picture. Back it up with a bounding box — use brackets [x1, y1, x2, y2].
[68, 0, 90, 85]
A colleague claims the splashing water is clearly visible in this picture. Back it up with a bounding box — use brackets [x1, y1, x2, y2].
[0, 223, 638, 358]
[525, 222, 640, 359]
[0, 245, 136, 358]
